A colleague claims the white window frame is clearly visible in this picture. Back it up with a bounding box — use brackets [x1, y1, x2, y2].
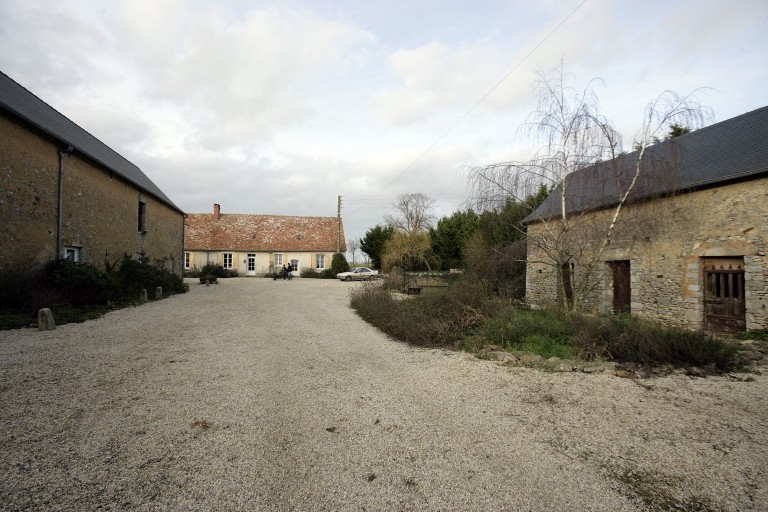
[222, 252, 233, 269]
[274, 253, 283, 267]
[184, 252, 191, 269]
[64, 246, 80, 263]
[316, 254, 326, 269]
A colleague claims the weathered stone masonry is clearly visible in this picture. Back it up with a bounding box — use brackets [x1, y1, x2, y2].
[0, 110, 184, 274]
[526, 177, 768, 331]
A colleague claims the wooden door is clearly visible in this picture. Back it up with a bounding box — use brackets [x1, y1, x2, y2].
[610, 261, 631, 314]
[703, 259, 745, 332]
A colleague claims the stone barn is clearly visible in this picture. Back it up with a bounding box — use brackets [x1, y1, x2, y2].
[524, 106, 767, 333]
[0, 70, 184, 274]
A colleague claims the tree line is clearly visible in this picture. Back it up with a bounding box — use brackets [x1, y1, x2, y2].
[350, 63, 708, 307]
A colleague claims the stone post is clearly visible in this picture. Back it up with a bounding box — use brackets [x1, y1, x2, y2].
[38, 308, 56, 331]
[155, 286, 163, 300]
[140, 289, 148, 303]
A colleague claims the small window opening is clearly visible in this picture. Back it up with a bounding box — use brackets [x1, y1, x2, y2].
[138, 200, 147, 233]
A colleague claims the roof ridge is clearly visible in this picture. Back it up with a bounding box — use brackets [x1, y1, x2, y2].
[0, 70, 182, 213]
[187, 212, 336, 219]
[523, 105, 768, 224]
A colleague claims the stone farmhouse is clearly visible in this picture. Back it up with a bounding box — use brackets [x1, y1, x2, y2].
[184, 204, 346, 276]
[0, 70, 184, 275]
[524, 106, 767, 333]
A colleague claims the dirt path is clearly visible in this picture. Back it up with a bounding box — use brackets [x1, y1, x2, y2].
[1, 278, 766, 510]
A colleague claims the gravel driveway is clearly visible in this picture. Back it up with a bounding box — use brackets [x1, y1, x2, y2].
[1, 277, 766, 511]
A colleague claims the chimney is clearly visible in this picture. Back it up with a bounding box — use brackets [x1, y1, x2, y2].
[213, 203, 220, 221]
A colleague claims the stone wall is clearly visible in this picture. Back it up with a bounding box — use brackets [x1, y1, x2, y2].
[526, 177, 768, 331]
[0, 111, 184, 275]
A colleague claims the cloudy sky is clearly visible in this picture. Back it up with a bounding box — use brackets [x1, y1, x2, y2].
[1, 0, 766, 249]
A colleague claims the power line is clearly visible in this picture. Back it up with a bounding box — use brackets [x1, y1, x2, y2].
[348, 0, 588, 217]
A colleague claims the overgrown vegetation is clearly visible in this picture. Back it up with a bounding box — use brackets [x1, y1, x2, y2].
[350, 279, 503, 347]
[185, 264, 238, 278]
[350, 276, 740, 372]
[0, 257, 187, 329]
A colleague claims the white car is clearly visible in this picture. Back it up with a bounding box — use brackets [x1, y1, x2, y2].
[337, 267, 379, 281]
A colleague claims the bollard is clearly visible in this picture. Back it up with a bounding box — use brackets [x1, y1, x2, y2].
[156, 286, 163, 300]
[140, 289, 148, 303]
[38, 308, 56, 331]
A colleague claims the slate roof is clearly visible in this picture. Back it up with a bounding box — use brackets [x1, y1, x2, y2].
[524, 105, 768, 224]
[184, 211, 346, 253]
[0, 70, 182, 213]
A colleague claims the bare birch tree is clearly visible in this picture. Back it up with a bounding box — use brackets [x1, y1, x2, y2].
[466, 63, 710, 310]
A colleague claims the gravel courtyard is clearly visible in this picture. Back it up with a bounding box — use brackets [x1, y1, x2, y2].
[1, 277, 766, 511]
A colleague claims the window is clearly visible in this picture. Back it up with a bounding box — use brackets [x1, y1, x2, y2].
[64, 246, 80, 263]
[184, 252, 191, 269]
[274, 253, 283, 267]
[138, 200, 147, 233]
[316, 254, 326, 269]
[289, 259, 299, 272]
[223, 253, 233, 269]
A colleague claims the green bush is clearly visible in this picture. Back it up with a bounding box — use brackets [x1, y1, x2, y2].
[116, 257, 187, 299]
[330, 253, 350, 275]
[199, 263, 237, 278]
[350, 277, 500, 347]
[571, 314, 737, 370]
[350, 277, 739, 371]
[0, 262, 54, 313]
[481, 308, 573, 348]
[301, 267, 321, 278]
[0, 313, 35, 330]
[50, 260, 115, 306]
[0, 257, 187, 330]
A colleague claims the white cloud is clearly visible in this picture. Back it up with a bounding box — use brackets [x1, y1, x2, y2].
[1, 0, 766, 245]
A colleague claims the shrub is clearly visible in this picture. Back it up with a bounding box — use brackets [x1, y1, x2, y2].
[350, 277, 501, 348]
[571, 314, 738, 370]
[350, 278, 738, 371]
[116, 257, 187, 298]
[330, 253, 350, 275]
[0, 313, 35, 330]
[301, 267, 321, 278]
[199, 263, 236, 278]
[481, 307, 572, 347]
[0, 262, 53, 312]
[49, 260, 115, 306]
[0, 257, 187, 330]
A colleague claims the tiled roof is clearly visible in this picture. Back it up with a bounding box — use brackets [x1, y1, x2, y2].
[185, 211, 346, 253]
[0, 70, 182, 213]
[524, 105, 768, 224]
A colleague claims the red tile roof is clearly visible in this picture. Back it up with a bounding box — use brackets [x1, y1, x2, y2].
[184, 211, 346, 252]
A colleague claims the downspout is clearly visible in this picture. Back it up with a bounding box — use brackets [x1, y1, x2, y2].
[56, 145, 74, 260]
[181, 213, 186, 277]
